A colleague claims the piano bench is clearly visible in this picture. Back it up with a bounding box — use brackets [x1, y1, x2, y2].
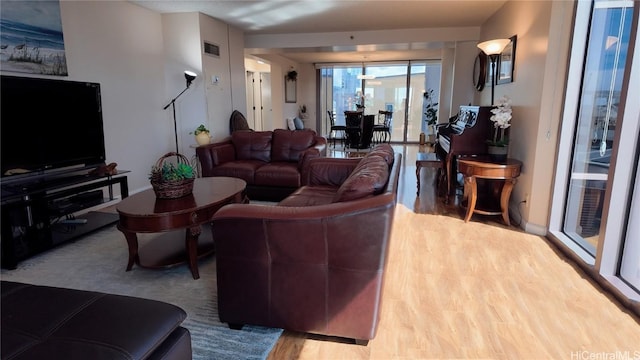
[416, 152, 445, 196]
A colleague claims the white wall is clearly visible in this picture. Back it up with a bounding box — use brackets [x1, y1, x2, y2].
[479, 0, 571, 234]
[451, 41, 480, 116]
[58, 1, 167, 195]
[161, 13, 206, 159]
[18, 2, 248, 196]
[162, 13, 247, 155]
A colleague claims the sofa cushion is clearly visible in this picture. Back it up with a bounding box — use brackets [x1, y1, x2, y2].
[294, 117, 305, 130]
[211, 160, 264, 184]
[255, 162, 301, 187]
[333, 155, 389, 202]
[271, 129, 316, 162]
[232, 131, 272, 162]
[287, 118, 296, 130]
[0, 281, 190, 360]
[278, 185, 338, 207]
[367, 143, 395, 165]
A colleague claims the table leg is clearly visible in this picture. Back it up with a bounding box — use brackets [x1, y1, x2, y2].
[445, 155, 452, 203]
[416, 163, 422, 196]
[118, 225, 139, 271]
[500, 178, 517, 226]
[464, 176, 477, 223]
[185, 226, 202, 280]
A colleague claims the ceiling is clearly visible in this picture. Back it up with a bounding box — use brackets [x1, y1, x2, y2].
[132, 0, 507, 63]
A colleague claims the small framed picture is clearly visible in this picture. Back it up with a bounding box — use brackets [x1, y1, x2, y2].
[497, 35, 517, 84]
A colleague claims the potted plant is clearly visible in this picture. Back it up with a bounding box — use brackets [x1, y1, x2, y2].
[190, 124, 211, 145]
[149, 153, 195, 198]
[486, 95, 512, 161]
[424, 89, 439, 142]
[299, 104, 308, 119]
[286, 70, 297, 81]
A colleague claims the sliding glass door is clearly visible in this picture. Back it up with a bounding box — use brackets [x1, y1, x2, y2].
[362, 63, 407, 142]
[318, 61, 441, 143]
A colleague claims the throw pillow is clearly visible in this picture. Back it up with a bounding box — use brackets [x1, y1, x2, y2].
[333, 155, 389, 202]
[294, 117, 304, 130]
[287, 118, 296, 130]
[367, 144, 395, 165]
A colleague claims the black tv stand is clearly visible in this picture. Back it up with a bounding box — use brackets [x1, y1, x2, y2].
[1, 171, 129, 269]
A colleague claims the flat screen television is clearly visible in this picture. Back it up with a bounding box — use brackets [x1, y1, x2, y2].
[1, 75, 106, 182]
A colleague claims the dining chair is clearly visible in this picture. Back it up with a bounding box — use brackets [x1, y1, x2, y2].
[372, 110, 392, 143]
[328, 110, 347, 148]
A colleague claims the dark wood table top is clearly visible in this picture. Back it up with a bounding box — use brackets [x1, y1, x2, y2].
[116, 177, 246, 232]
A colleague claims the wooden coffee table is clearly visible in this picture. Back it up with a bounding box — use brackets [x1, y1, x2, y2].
[116, 177, 247, 279]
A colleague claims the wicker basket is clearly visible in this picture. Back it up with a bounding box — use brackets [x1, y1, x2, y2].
[150, 152, 195, 199]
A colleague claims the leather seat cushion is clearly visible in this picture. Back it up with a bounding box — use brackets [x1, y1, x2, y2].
[333, 155, 389, 202]
[271, 129, 316, 162]
[278, 185, 338, 207]
[232, 131, 272, 162]
[255, 162, 300, 187]
[0, 281, 189, 360]
[211, 160, 264, 184]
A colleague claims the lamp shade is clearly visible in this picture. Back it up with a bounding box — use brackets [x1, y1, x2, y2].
[184, 70, 197, 87]
[477, 39, 511, 56]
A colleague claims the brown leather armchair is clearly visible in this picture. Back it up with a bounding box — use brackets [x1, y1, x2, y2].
[211, 149, 401, 345]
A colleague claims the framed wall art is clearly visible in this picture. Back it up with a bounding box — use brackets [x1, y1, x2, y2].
[0, 0, 68, 76]
[497, 35, 517, 85]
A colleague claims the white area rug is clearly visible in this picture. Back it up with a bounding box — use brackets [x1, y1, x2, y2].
[0, 224, 283, 360]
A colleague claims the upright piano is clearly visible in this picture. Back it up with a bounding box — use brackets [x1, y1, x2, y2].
[435, 105, 494, 196]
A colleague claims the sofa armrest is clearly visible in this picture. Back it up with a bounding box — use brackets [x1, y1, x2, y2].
[196, 141, 235, 177]
[301, 157, 361, 186]
[211, 196, 395, 339]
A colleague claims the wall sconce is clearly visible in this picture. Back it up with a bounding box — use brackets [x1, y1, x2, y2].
[477, 38, 510, 105]
[163, 70, 198, 154]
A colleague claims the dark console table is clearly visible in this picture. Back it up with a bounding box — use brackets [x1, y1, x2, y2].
[1, 170, 129, 269]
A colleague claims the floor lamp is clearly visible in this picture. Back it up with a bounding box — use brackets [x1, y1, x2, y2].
[163, 70, 197, 155]
[477, 39, 510, 105]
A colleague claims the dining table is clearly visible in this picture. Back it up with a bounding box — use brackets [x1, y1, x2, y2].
[344, 111, 374, 149]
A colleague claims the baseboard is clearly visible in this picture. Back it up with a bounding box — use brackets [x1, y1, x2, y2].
[509, 203, 547, 236]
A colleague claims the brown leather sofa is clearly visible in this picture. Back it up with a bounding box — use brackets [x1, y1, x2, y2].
[197, 129, 327, 201]
[211, 144, 401, 345]
[1, 281, 192, 360]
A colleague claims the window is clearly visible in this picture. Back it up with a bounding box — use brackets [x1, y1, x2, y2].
[549, 0, 639, 296]
[318, 61, 441, 143]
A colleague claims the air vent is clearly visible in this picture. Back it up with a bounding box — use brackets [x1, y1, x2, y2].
[204, 41, 220, 58]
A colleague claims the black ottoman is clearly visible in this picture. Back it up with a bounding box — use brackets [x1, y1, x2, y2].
[1, 281, 191, 360]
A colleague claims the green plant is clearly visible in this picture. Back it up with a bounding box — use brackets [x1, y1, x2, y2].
[286, 70, 297, 81]
[150, 162, 194, 182]
[423, 89, 439, 126]
[190, 124, 210, 136]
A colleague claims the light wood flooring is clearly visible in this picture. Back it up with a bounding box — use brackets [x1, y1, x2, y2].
[266, 144, 640, 359]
